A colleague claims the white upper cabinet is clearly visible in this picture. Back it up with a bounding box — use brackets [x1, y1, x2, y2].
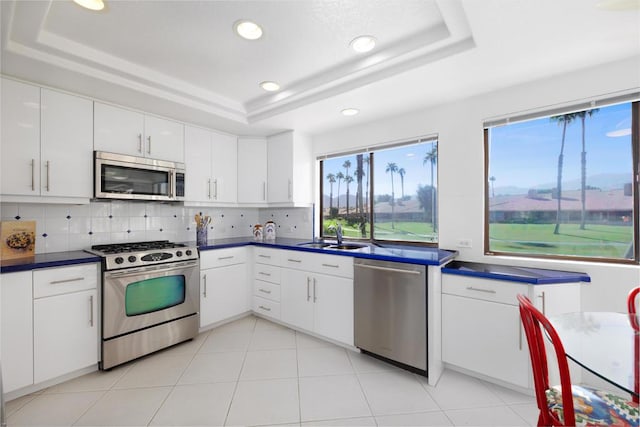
[267, 131, 312, 205]
[185, 126, 238, 204]
[1, 78, 93, 200]
[94, 102, 184, 162]
[40, 88, 93, 198]
[237, 137, 268, 204]
[1, 78, 41, 196]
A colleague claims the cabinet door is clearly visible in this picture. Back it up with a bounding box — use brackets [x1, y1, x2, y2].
[94, 102, 145, 156]
[530, 284, 580, 317]
[1, 78, 40, 196]
[41, 89, 93, 198]
[237, 137, 267, 203]
[184, 125, 213, 203]
[313, 274, 354, 346]
[267, 132, 292, 203]
[211, 131, 238, 203]
[280, 268, 314, 331]
[33, 289, 98, 383]
[144, 115, 184, 162]
[442, 294, 529, 387]
[1, 271, 34, 392]
[200, 264, 248, 327]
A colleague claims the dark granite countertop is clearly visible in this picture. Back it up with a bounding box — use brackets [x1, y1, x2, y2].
[441, 260, 590, 284]
[1, 251, 101, 274]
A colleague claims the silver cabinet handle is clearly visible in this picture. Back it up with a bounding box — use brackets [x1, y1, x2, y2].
[259, 305, 271, 312]
[258, 254, 271, 259]
[89, 295, 94, 327]
[258, 272, 271, 277]
[356, 264, 421, 275]
[207, 178, 212, 199]
[321, 263, 339, 268]
[137, 134, 143, 153]
[50, 277, 85, 285]
[203, 274, 207, 298]
[307, 277, 311, 301]
[288, 179, 292, 200]
[466, 286, 496, 294]
[258, 288, 271, 294]
[213, 178, 218, 200]
[538, 291, 546, 315]
[313, 278, 317, 302]
[287, 258, 302, 263]
[218, 256, 234, 260]
[147, 135, 151, 154]
[31, 158, 35, 191]
[262, 182, 266, 201]
[45, 160, 50, 192]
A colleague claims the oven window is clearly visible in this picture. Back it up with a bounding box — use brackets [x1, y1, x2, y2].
[125, 275, 186, 316]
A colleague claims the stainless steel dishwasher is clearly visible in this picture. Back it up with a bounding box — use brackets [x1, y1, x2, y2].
[354, 258, 427, 373]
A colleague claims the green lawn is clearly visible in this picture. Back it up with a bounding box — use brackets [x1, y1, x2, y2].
[323, 219, 436, 242]
[489, 223, 633, 258]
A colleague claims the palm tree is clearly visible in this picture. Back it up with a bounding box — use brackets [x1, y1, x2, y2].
[355, 155, 365, 215]
[335, 171, 344, 215]
[385, 162, 398, 229]
[344, 175, 354, 216]
[550, 113, 577, 235]
[398, 168, 406, 199]
[363, 156, 370, 213]
[424, 143, 438, 232]
[489, 176, 496, 198]
[326, 173, 336, 216]
[576, 109, 598, 230]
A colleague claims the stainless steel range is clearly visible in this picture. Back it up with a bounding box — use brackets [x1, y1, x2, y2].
[88, 240, 199, 370]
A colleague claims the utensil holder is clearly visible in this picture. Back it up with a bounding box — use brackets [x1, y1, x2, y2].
[196, 227, 208, 246]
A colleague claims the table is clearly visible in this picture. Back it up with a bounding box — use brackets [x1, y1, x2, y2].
[548, 311, 638, 398]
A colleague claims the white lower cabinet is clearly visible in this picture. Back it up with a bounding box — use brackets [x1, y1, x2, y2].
[252, 248, 282, 320]
[1, 271, 33, 393]
[200, 248, 249, 328]
[280, 251, 354, 346]
[441, 272, 581, 389]
[1, 263, 99, 394]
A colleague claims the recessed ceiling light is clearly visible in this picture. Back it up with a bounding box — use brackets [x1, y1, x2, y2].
[349, 35, 376, 53]
[73, 0, 105, 11]
[234, 20, 263, 40]
[260, 81, 280, 92]
[341, 108, 360, 116]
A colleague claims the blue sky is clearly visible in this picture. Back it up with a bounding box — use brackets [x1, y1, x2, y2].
[488, 102, 633, 191]
[322, 141, 437, 198]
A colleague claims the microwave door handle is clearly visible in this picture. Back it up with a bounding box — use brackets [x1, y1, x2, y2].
[169, 170, 174, 198]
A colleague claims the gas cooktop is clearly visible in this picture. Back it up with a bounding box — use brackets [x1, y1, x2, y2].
[90, 240, 187, 255]
[87, 240, 199, 270]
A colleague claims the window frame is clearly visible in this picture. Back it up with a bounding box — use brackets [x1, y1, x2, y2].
[318, 137, 438, 247]
[483, 100, 639, 264]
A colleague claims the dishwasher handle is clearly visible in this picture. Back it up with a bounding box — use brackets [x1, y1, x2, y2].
[355, 263, 422, 275]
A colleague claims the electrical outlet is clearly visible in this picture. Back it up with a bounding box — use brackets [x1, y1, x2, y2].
[457, 238, 472, 248]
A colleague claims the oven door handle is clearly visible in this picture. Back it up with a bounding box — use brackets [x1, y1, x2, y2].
[105, 260, 199, 279]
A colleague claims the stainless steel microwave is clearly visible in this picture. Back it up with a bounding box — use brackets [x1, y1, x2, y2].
[95, 151, 185, 202]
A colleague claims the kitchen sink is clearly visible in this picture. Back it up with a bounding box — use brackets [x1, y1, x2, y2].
[297, 242, 331, 248]
[328, 243, 366, 250]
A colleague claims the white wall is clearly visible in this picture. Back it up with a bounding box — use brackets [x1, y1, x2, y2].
[313, 56, 640, 312]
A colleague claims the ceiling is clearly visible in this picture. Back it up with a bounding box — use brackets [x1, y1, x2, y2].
[1, 0, 639, 137]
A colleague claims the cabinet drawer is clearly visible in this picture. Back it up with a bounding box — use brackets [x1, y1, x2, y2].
[281, 250, 313, 270]
[254, 263, 281, 284]
[253, 296, 280, 319]
[200, 247, 246, 269]
[254, 280, 281, 302]
[310, 253, 353, 278]
[33, 264, 98, 298]
[441, 274, 527, 305]
[254, 247, 281, 266]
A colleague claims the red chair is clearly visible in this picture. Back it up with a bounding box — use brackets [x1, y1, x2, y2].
[628, 287, 639, 404]
[517, 294, 638, 426]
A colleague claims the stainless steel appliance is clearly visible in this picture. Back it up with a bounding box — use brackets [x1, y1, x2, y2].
[88, 240, 199, 369]
[354, 258, 427, 374]
[95, 151, 185, 202]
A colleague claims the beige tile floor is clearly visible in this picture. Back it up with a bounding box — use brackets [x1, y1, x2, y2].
[5, 315, 538, 426]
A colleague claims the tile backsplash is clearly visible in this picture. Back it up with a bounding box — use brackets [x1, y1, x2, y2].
[0, 201, 313, 254]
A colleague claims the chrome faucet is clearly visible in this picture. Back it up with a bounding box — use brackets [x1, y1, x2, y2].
[329, 223, 343, 245]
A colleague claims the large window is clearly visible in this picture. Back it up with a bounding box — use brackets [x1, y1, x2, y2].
[320, 138, 438, 244]
[485, 100, 638, 262]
